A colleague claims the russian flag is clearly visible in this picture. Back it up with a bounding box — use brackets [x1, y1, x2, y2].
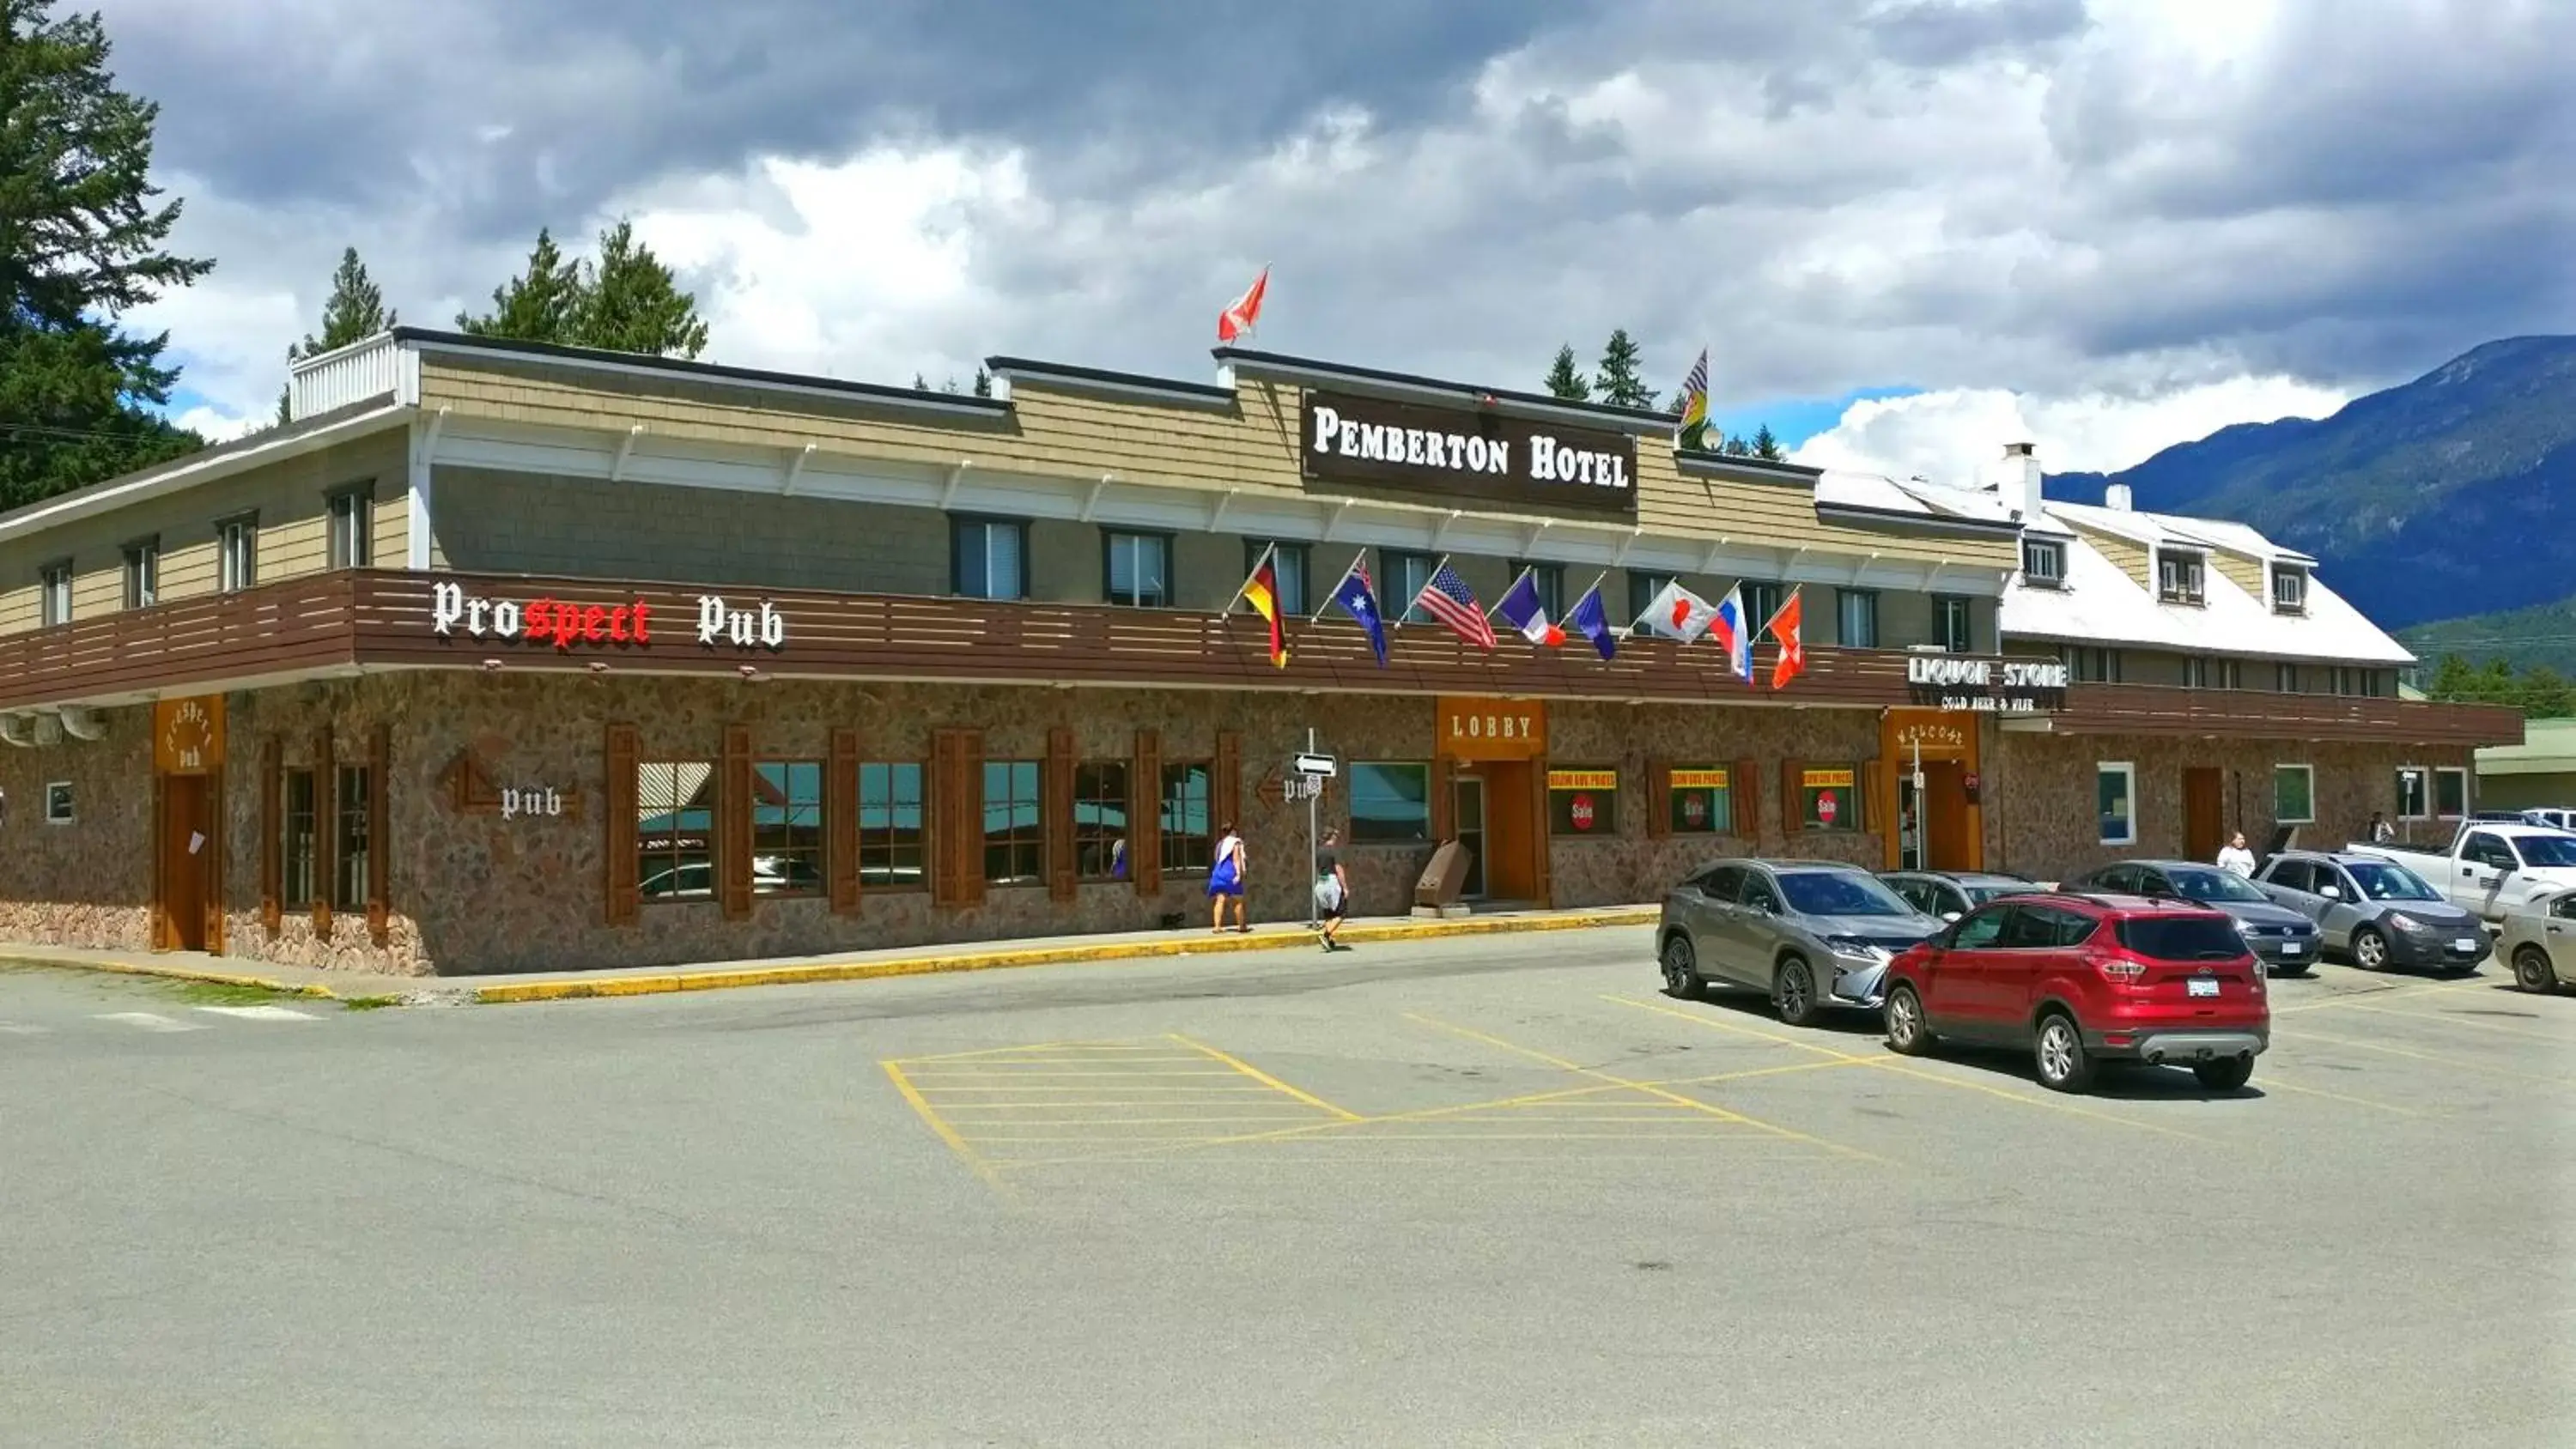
[1712, 585, 1753, 682]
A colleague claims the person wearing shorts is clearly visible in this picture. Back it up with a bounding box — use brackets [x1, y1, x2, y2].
[1314, 828, 1350, 952]
[1207, 824, 1248, 932]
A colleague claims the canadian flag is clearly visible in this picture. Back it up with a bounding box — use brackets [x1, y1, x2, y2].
[1217, 266, 1269, 344]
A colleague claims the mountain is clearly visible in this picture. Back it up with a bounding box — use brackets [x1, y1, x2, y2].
[2044, 336, 2576, 632]
[2397, 597, 2576, 676]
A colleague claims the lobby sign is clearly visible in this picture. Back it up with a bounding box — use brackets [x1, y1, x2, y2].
[1905, 655, 2069, 713]
[1437, 697, 1547, 761]
[1303, 391, 1638, 516]
[430, 581, 787, 652]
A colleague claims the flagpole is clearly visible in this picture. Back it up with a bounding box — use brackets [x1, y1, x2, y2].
[1391, 554, 1451, 633]
[1485, 564, 1534, 621]
[1220, 540, 1277, 616]
[1309, 548, 1366, 624]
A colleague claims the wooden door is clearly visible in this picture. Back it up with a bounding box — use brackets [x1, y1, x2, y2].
[160, 775, 210, 952]
[2184, 768, 2224, 864]
[1925, 762, 1977, 870]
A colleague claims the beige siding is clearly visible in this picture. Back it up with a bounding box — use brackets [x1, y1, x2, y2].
[2071, 524, 2151, 589]
[0, 584, 31, 634]
[2212, 549, 2266, 598]
[2123, 651, 2193, 686]
[1027, 519, 1098, 603]
[1171, 530, 1245, 613]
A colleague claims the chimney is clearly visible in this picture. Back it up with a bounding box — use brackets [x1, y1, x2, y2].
[2104, 482, 2133, 512]
[1996, 441, 2043, 519]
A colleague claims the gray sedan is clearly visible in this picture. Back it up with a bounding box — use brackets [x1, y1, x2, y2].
[1657, 860, 1943, 1028]
[2252, 851, 2491, 973]
[2496, 888, 2576, 993]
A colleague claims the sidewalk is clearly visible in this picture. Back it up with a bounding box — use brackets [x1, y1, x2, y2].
[0, 904, 1659, 1007]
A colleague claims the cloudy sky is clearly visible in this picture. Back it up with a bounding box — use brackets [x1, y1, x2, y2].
[98, 0, 2576, 483]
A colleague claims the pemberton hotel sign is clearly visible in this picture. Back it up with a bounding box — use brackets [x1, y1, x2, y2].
[1303, 391, 1638, 515]
[1907, 655, 2069, 713]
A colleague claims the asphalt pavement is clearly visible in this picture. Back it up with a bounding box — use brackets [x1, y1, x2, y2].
[3, 937, 2572, 1447]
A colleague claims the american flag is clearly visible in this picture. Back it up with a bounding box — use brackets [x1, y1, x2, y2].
[1413, 561, 1496, 650]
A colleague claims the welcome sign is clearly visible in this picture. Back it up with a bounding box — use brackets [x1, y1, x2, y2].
[1302, 391, 1639, 515]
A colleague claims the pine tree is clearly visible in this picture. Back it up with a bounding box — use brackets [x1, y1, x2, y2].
[2517, 665, 2576, 718]
[972, 367, 992, 398]
[1752, 423, 1783, 461]
[912, 373, 928, 391]
[457, 227, 583, 345]
[1593, 329, 1653, 409]
[2427, 654, 2477, 702]
[0, 0, 213, 510]
[277, 246, 396, 423]
[941, 376, 961, 394]
[574, 219, 708, 358]
[1542, 345, 1590, 402]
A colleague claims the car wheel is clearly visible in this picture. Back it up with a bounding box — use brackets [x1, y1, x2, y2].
[1774, 956, 1820, 1028]
[2512, 945, 2561, 995]
[2350, 926, 2390, 972]
[2032, 1012, 2093, 1093]
[1885, 985, 1932, 1056]
[2192, 1057, 2254, 1092]
[1661, 934, 1704, 1000]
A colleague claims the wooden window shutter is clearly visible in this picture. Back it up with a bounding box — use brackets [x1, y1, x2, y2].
[720, 722, 754, 920]
[313, 729, 335, 935]
[828, 727, 861, 915]
[367, 724, 391, 945]
[260, 736, 283, 936]
[605, 724, 641, 926]
[1528, 755, 1552, 908]
[1214, 731, 1242, 834]
[1046, 724, 1078, 902]
[1132, 730, 1162, 896]
[150, 774, 170, 950]
[1430, 755, 1455, 843]
[1861, 760, 1884, 837]
[1782, 758, 1804, 835]
[1735, 757, 1761, 843]
[1645, 757, 1671, 840]
[932, 729, 985, 908]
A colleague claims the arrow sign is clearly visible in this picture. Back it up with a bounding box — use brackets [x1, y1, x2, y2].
[1293, 753, 1337, 779]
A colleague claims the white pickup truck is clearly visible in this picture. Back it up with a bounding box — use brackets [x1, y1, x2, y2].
[2346, 823, 2576, 925]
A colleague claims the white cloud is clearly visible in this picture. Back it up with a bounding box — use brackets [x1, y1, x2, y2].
[171, 405, 262, 443]
[1789, 374, 2352, 482]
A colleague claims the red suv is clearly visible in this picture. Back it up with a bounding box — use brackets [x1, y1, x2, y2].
[1879, 893, 2269, 1093]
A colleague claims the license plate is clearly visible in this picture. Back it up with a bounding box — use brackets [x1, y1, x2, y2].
[2188, 978, 2220, 998]
[2278, 942, 2304, 956]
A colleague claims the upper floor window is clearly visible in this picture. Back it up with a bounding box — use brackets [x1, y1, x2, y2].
[951, 517, 1027, 600]
[1103, 530, 1170, 608]
[2185, 657, 2242, 690]
[2064, 645, 2120, 683]
[2276, 662, 2302, 694]
[325, 486, 373, 570]
[2021, 539, 2065, 587]
[1836, 588, 1879, 648]
[2156, 551, 2205, 605]
[2330, 666, 2365, 697]
[217, 513, 258, 593]
[1512, 562, 1564, 622]
[1249, 541, 1309, 616]
[1626, 571, 1678, 626]
[121, 538, 158, 609]
[39, 559, 72, 627]
[2270, 565, 2308, 615]
[1935, 595, 1974, 653]
[1741, 581, 1785, 634]
[1383, 550, 1437, 624]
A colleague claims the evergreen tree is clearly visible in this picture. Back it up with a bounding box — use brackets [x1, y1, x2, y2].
[1542, 344, 1590, 402]
[1593, 328, 1653, 409]
[457, 227, 583, 345]
[277, 246, 396, 423]
[2427, 654, 2477, 700]
[1752, 423, 1783, 461]
[2518, 664, 2576, 718]
[941, 376, 961, 394]
[574, 219, 708, 358]
[972, 366, 992, 397]
[0, 0, 212, 510]
[912, 373, 928, 391]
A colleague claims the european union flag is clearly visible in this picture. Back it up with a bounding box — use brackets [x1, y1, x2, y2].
[1333, 561, 1389, 666]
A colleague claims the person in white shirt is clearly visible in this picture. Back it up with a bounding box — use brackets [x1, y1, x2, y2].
[2216, 832, 2257, 878]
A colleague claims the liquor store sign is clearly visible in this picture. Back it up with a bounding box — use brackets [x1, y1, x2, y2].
[1905, 656, 2069, 713]
[1303, 391, 1638, 516]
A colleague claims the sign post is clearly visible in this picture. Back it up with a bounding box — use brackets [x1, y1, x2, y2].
[1303, 730, 1323, 928]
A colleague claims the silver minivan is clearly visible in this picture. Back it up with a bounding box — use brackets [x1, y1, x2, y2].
[1657, 860, 1943, 1027]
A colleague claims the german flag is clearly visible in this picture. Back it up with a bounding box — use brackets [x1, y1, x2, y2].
[1242, 549, 1289, 668]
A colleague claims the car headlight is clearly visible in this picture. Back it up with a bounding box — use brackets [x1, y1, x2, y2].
[2385, 912, 2424, 933]
[1824, 936, 1891, 961]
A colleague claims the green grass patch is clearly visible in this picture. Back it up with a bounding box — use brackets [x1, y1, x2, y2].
[167, 979, 301, 1006]
[337, 995, 402, 1012]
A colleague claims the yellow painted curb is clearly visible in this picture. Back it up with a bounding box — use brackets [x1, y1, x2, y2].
[0, 951, 340, 999]
[472, 907, 1657, 1005]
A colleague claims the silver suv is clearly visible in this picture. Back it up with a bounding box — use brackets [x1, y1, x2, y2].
[1657, 860, 1943, 1027]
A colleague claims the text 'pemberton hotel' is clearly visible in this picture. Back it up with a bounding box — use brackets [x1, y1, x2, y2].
[0, 331, 2519, 976]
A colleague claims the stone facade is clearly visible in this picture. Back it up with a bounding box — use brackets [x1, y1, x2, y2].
[0, 707, 153, 950]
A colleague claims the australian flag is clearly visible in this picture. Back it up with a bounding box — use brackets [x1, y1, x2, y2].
[1565, 579, 1618, 662]
[1332, 559, 1389, 666]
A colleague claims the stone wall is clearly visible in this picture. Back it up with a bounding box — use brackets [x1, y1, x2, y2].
[0, 709, 153, 949]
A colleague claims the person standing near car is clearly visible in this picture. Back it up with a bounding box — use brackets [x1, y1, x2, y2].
[2217, 831, 2257, 878]
[2368, 811, 2397, 844]
[1314, 828, 1351, 952]
[1208, 823, 1249, 933]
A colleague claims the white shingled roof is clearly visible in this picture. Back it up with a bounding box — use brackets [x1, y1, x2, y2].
[1815, 470, 2024, 524]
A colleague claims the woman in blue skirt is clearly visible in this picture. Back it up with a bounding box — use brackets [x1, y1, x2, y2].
[1207, 822, 1248, 933]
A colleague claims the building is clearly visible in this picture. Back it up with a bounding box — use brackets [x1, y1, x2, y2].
[0, 330, 2521, 975]
[2473, 716, 2576, 815]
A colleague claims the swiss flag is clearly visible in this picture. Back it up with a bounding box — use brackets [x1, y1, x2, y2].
[1767, 590, 1806, 691]
[1217, 266, 1269, 343]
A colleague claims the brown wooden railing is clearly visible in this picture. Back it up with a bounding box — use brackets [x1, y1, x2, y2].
[0, 576, 361, 710]
[2051, 682, 2523, 747]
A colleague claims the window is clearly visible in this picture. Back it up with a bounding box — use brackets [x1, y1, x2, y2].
[1074, 761, 1129, 880]
[2098, 762, 2136, 846]
[2116, 916, 2250, 962]
[2434, 767, 2468, 818]
[2274, 764, 2315, 825]
[859, 762, 927, 888]
[1103, 530, 1170, 608]
[282, 769, 318, 907]
[218, 514, 258, 593]
[1935, 596, 1974, 653]
[2156, 551, 2205, 604]
[43, 781, 73, 825]
[2186, 656, 2241, 689]
[982, 760, 1042, 884]
[2003, 904, 2098, 949]
[751, 761, 824, 896]
[1349, 761, 1431, 843]
[1797, 766, 1858, 832]
[2021, 539, 2065, 587]
[121, 538, 158, 609]
[1667, 767, 1733, 835]
[1511, 562, 1564, 621]
[1546, 767, 1619, 837]
[637, 761, 718, 900]
[951, 517, 1027, 600]
[2264, 858, 2316, 894]
[1383, 550, 1437, 624]
[326, 486, 373, 570]
[2184, 657, 2208, 688]
[1159, 761, 1212, 872]
[1249, 541, 1309, 616]
[2064, 646, 2119, 683]
[1627, 572, 1678, 625]
[2275, 662, 2301, 694]
[2395, 767, 2429, 821]
[39, 560, 72, 627]
[1951, 906, 2010, 949]
[2462, 832, 2514, 871]
[1741, 582, 1784, 635]
[2271, 566, 2309, 614]
[334, 763, 372, 912]
[2330, 667, 2365, 697]
[1836, 589, 1879, 648]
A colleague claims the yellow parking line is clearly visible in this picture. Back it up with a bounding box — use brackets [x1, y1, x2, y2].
[2257, 1074, 2426, 1118]
[890, 1040, 1176, 1062]
[880, 1060, 1016, 1200]
[894, 1070, 1248, 1078]
[2329, 1000, 2572, 1044]
[1165, 1034, 1363, 1120]
[2287, 1028, 2576, 1088]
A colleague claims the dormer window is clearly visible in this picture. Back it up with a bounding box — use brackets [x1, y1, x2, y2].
[2271, 565, 2308, 615]
[2156, 550, 2205, 605]
[2021, 539, 2065, 588]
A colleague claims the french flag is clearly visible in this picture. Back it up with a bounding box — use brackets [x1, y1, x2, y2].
[1711, 585, 1753, 682]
